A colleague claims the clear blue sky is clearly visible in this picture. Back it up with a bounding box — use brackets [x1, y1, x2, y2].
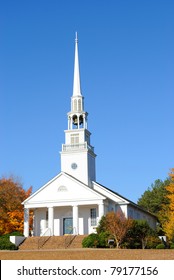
[1, 0, 174, 203]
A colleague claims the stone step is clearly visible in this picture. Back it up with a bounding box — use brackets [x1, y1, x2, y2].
[19, 235, 87, 250]
[19, 237, 41, 250]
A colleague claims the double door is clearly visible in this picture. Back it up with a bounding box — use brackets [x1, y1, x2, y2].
[63, 217, 73, 234]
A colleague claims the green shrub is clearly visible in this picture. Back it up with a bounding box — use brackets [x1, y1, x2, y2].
[98, 232, 110, 248]
[82, 232, 111, 248]
[170, 243, 174, 249]
[0, 232, 21, 250]
[0, 238, 18, 250]
[156, 243, 165, 249]
[82, 233, 99, 248]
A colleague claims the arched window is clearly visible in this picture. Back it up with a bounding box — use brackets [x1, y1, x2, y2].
[72, 115, 78, 126]
[79, 115, 84, 127]
[58, 185, 68, 192]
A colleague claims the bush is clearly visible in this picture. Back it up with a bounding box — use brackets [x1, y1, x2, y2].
[156, 243, 165, 249]
[0, 237, 18, 250]
[0, 231, 21, 250]
[170, 243, 174, 249]
[82, 234, 99, 248]
[82, 232, 111, 248]
[98, 232, 110, 248]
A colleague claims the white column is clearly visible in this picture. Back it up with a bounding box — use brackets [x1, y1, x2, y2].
[77, 115, 80, 129]
[68, 117, 70, 130]
[98, 202, 104, 221]
[24, 208, 29, 237]
[48, 207, 54, 236]
[84, 115, 87, 129]
[73, 205, 79, 235]
[85, 116, 87, 129]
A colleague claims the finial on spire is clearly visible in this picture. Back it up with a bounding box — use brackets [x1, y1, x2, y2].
[75, 31, 78, 43]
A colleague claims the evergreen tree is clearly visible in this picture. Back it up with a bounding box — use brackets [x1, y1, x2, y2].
[137, 179, 170, 215]
[163, 169, 174, 240]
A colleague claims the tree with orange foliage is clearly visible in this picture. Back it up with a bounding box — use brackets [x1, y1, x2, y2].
[0, 176, 32, 235]
[163, 169, 174, 240]
[105, 211, 133, 248]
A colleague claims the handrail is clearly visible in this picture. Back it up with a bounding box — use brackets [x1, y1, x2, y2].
[64, 227, 77, 248]
[38, 228, 51, 249]
[41, 228, 51, 236]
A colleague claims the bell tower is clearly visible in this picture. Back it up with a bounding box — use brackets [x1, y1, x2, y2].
[68, 32, 88, 131]
[60, 33, 96, 187]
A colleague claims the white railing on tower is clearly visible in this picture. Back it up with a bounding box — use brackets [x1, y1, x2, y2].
[62, 142, 94, 152]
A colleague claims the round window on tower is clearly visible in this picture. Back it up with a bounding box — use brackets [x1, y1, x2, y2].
[71, 163, 78, 170]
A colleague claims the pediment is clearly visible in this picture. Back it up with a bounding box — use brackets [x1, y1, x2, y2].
[23, 172, 105, 206]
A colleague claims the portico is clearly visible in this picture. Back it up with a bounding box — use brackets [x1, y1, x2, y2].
[23, 181, 105, 237]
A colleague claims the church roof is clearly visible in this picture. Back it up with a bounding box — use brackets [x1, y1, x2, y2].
[93, 181, 156, 218]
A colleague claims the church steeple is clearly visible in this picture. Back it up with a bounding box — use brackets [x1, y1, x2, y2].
[60, 33, 96, 187]
[68, 33, 87, 130]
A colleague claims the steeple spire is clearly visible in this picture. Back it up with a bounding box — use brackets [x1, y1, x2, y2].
[73, 32, 82, 96]
[60, 33, 96, 187]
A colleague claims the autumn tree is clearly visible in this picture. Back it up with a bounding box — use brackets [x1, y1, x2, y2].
[105, 211, 133, 248]
[163, 169, 174, 240]
[0, 176, 32, 235]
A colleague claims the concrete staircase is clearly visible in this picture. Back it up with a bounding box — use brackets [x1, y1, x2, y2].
[19, 235, 87, 250]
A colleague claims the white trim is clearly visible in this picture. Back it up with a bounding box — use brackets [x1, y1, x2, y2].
[24, 200, 104, 209]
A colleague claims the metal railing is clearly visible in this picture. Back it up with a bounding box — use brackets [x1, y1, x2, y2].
[38, 228, 51, 249]
[41, 228, 51, 236]
[64, 227, 77, 249]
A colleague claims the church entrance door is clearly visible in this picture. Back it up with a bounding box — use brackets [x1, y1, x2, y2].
[63, 217, 73, 234]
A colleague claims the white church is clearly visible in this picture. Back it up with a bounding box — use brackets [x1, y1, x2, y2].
[22, 34, 156, 237]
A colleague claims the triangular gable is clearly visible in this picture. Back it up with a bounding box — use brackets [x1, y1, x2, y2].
[23, 172, 105, 206]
